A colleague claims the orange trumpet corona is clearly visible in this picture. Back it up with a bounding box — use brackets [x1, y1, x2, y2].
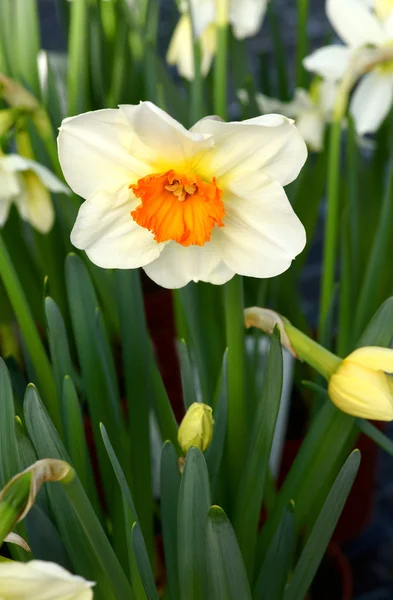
[130, 169, 225, 246]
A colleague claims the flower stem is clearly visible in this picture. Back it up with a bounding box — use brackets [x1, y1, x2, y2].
[319, 120, 342, 339]
[295, 0, 309, 87]
[214, 0, 229, 119]
[224, 276, 246, 503]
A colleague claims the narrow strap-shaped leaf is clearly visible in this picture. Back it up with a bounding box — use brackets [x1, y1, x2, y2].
[357, 419, 393, 457]
[204, 351, 228, 498]
[132, 522, 159, 600]
[284, 450, 361, 600]
[178, 447, 211, 600]
[205, 506, 252, 600]
[356, 296, 393, 347]
[62, 376, 101, 516]
[24, 385, 132, 600]
[253, 503, 295, 600]
[101, 424, 147, 600]
[234, 328, 283, 575]
[13, 0, 41, 95]
[177, 339, 199, 410]
[0, 359, 20, 488]
[160, 441, 181, 600]
[45, 297, 78, 400]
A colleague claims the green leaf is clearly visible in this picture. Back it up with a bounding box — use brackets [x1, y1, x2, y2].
[357, 419, 393, 457]
[65, 254, 124, 500]
[132, 522, 159, 600]
[284, 451, 361, 600]
[160, 441, 181, 600]
[178, 447, 211, 600]
[100, 424, 146, 600]
[62, 376, 101, 516]
[45, 297, 78, 402]
[205, 506, 252, 600]
[0, 235, 60, 432]
[177, 339, 199, 410]
[356, 296, 393, 348]
[0, 359, 21, 489]
[256, 401, 356, 569]
[115, 269, 153, 556]
[204, 351, 228, 498]
[24, 385, 132, 600]
[234, 328, 283, 575]
[253, 503, 295, 600]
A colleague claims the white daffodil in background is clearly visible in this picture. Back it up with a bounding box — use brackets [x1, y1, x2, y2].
[329, 346, 393, 420]
[0, 560, 94, 599]
[251, 80, 338, 152]
[304, 0, 393, 135]
[0, 154, 69, 233]
[167, 0, 270, 80]
[58, 101, 307, 289]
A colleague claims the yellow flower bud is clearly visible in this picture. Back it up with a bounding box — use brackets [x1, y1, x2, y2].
[328, 347, 393, 421]
[178, 402, 214, 454]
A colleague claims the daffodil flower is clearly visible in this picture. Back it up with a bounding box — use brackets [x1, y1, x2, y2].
[58, 102, 307, 289]
[329, 347, 393, 420]
[304, 0, 393, 135]
[253, 80, 338, 152]
[0, 154, 69, 233]
[167, 0, 270, 80]
[0, 560, 94, 599]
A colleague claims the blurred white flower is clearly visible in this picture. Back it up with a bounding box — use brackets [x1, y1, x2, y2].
[304, 0, 393, 134]
[167, 0, 270, 80]
[58, 101, 307, 289]
[0, 154, 69, 233]
[0, 560, 94, 599]
[253, 80, 338, 151]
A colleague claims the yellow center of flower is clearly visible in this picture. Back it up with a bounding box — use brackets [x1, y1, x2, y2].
[130, 170, 225, 246]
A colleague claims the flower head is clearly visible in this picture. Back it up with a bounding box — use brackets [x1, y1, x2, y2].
[254, 80, 337, 152]
[0, 154, 69, 233]
[304, 0, 393, 134]
[167, 0, 269, 80]
[178, 402, 214, 453]
[58, 102, 307, 288]
[328, 346, 393, 420]
[0, 560, 94, 599]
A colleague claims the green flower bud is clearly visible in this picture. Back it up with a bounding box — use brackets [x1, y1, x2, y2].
[178, 402, 214, 454]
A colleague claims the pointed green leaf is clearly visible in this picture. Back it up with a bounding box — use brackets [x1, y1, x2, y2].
[205, 506, 252, 600]
[253, 503, 295, 600]
[0, 359, 20, 488]
[284, 450, 361, 600]
[178, 447, 211, 600]
[160, 441, 181, 600]
[132, 522, 159, 600]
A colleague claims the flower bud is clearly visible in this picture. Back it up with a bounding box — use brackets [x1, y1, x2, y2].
[178, 402, 214, 454]
[328, 347, 393, 421]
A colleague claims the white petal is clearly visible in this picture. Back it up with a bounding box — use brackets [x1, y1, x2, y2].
[167, 16, 216, 80]
[303, 45, 352, 80]
[167, 15, 195, 80]
[0, 154, 68, 194]
[327, 0, 385, 46]
[58, 108, 150, 199]
[13, 173, 55, 234]
[143, 238, 234, 288]
[70, 185, 162, 269]
[0, 164, 21, 226]
[229, 0, 269, 39]
[382, 10, 393, 38]
[296, 110, 325, 152]
[216, 171, 306, 278]
[350, 71, 393, 134]
[188, 0, 215, 37]
[118, 102, 213, 170]
[192, 114, 307, 187]
[0, 560, 94, 600]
